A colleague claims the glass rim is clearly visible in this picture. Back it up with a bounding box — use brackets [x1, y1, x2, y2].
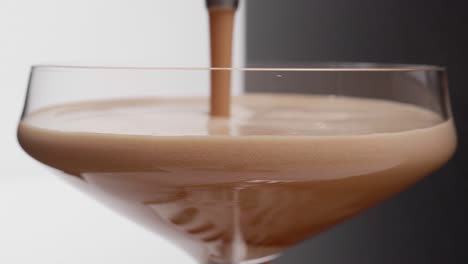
[31, 63, 445, 72]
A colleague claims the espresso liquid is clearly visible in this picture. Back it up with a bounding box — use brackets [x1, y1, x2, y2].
[208, 7, 236, 116]
[18, 95, 456, 262]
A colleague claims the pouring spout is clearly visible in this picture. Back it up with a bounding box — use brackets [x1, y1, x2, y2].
[206, 0, 239, 9]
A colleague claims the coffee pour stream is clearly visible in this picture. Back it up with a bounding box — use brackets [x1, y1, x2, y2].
[206, 0, 240, 117]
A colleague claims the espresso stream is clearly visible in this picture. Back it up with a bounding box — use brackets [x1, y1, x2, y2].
[208, 5, 236, 116]
[18, 94, 455, 262]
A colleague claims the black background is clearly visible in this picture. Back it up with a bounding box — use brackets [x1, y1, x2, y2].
[246, 0, 468, 263]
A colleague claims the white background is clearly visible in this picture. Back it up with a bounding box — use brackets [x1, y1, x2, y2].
[0, 1, 245, 263]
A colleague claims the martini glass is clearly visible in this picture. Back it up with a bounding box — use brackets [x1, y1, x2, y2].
[17, 64, 456, 264]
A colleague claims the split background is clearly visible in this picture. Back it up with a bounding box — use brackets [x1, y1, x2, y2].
[0, 0, 466, 263]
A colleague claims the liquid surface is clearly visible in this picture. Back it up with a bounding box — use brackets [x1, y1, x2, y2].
[18, 95, 456, 263]
[24, 94, 443, 136]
